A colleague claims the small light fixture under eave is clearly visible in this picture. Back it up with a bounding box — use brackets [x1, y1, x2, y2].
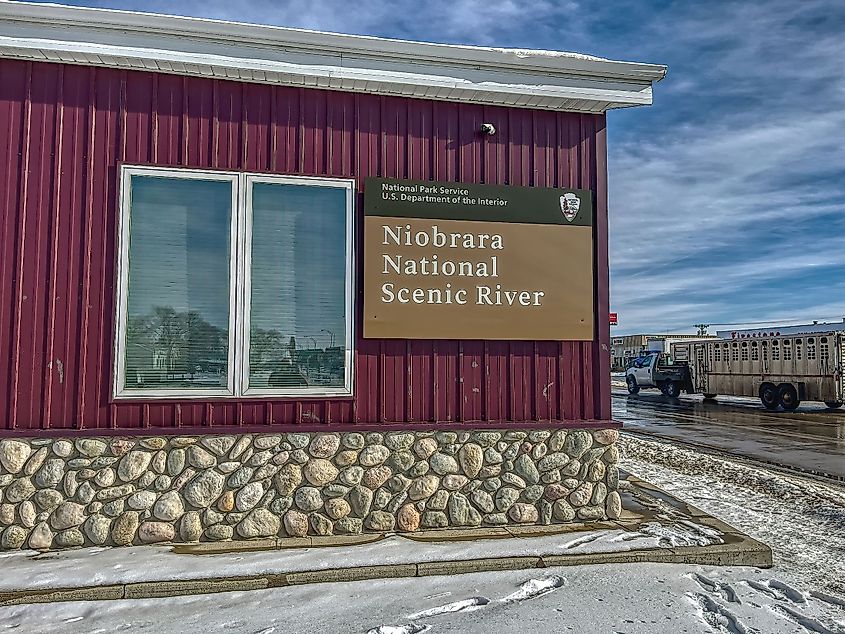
[480, 123, 496, 136]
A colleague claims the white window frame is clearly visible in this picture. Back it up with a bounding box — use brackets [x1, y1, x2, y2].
[113, 165, 356, 400]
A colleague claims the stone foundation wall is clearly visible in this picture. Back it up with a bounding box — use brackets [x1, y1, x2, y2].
[0, 428, 620, 550]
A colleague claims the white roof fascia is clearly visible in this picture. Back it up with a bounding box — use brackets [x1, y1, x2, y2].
[0, 2, 666, 113]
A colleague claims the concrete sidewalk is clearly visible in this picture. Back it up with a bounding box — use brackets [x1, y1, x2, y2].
[0, 474, 771, 606]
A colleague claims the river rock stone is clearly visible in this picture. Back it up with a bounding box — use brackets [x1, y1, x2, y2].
[553, 499, 576, 521]
[471, 490, 495, 513]
[229, 437, 251, 460]
[521, 485, 544, 504]
[501, 472, 526, 489]
[587, 461, 606, 483]
[19, 500, 36, 528]
[427, 490, 449, 511]
[303, 459, 339, 486]
[335, 517, 363, 535]
[308, 434, 340, 458]
[283, 510, 309, 537]
[227, 466, 253, 489]
[362, 466, 392, 490]
[294, 487, 323, 512]
[111, 511, 139, 546]
[0, 440, 31, 474]
[569, 483, 593, 507]
[187, 446, 216, 469]
[82, 514, 111, 545]
[236, 482, 264, 512]
[50, 502, 85, 530]
[563, 431, 592, 459]
[153, 491, 185, 521]
[201, 436, 236, 456]
[413, 438, 438, 460]
[591, 482, 608, 506]
[254, 435, 282, 450]
[349, 486, 373, 517]
[75, 439, 107, 458]
[495, 487, 519, 512]
[179, 511, 203, 542]
[24, 447, 48, 476]
[273, 464, 302, 497]
[95, 468, 115, 488]
[1, 525, 28, 549]
[420, 511, 448, 528]
[593, 429, 619, 445]
[0, 503, 15, 525]
[396, 503, 420, 531]
[183, 470, 225, 508]
[335, 450, 358, 467]
[605, 491, 622, 519]
[514, 454, 540, 485]
[339, 466, 363, 487]
[606, 465, 620, 491]
[447, 492, 470, 525]
[53, 528, 84, 548]
[341, 433, 365, 450]
[429, 453, 459, 476]
[217, 490, 235, 512]
[136, 521, 174, 543]
[577, 505, 605, 520]
[117, 451, 152, 482]
[365, 510, 394, 531]
[324, 498, 350, 520]
[28, 522, 53, 549]
[358, 445, 389, 467]
[408, 475, 439, 500]
[408, 462, 429, 478]
[458, 444, 483, 479]
[7, 478, 35, 503]
[237, 508, 280, 538]
[537, 453, 569, 473]
[34, 458, 64, 489]
[442, 475, 468, 491]
[206, 524, 234, 541]
[543, 483, 571, 501]
[508, 503, 538, 524]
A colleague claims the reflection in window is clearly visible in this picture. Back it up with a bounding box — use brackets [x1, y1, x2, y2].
[124, 176, 231, 392]
[249, 183, 348, 390]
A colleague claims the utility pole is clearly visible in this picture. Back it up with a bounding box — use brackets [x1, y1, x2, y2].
[694, 323, 710, 336]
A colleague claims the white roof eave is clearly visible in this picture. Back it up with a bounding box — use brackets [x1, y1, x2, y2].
[0, 2, 666, 113]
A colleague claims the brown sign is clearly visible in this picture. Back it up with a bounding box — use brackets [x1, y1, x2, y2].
[363, 178, 594, 341]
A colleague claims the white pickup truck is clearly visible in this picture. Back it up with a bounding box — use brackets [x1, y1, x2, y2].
[624, 351, 692, 398]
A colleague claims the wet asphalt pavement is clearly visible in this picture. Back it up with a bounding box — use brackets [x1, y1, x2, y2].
[611, 388, 845, 481]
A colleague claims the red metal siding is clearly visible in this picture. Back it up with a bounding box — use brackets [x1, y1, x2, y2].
[0, 59, 611, 435]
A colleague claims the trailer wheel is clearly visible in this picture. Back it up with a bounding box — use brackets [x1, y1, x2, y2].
[778, 384, 800, 411]
[626, 376, 640, 395]
[663, 380, 681, 398]
[824, 401, 843, 409]
[760, 384, 779, 410]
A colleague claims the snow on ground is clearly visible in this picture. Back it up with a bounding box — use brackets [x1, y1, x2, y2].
[620, 433, 845, 597]
[2, 562, 844, 634]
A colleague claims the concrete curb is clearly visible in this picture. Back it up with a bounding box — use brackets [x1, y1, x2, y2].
[0, 535, 771, 607]
[0, 474, 773, 606]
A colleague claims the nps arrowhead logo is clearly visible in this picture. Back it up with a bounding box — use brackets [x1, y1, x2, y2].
[559, 193, 581, 222]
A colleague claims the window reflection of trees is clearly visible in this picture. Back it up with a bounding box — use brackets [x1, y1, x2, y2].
[250, 332, 345, 389]
[126, 306, 227, 388]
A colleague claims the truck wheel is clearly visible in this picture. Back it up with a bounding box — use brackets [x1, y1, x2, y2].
[824, 401, 843, 409]
[760, 384, 779, 410]
[778, 384, 800, 411]
[663, 380, 681, 398]
[626, 376, 640, 394]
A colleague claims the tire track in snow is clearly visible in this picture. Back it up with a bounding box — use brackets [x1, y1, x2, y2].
[365, 625, 431, 634]
[769, 604, 841, 634]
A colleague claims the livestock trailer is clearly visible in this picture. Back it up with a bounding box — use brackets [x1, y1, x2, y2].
[673, 333, 845, 410]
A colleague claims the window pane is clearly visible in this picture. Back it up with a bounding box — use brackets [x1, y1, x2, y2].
[124, 176, 232, 392]
[249, 183, 348, 390]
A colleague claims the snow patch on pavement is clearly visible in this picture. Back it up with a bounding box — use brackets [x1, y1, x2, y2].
[500, 575, 567, 603]
[366, 625, 431, 634]
[406, 597, 489, 619]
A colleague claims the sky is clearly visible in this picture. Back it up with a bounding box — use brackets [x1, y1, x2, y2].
[24, 0, 845, 335]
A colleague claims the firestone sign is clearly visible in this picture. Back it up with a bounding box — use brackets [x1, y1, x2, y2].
[363, 178, 595, 340]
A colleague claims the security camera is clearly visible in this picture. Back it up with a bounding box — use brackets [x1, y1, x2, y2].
[480, 123, 496, 136]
